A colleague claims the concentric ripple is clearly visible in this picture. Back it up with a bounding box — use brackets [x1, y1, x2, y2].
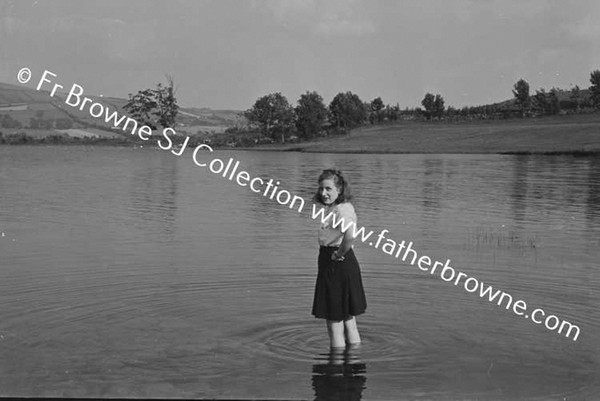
[234, 318, 430, 365]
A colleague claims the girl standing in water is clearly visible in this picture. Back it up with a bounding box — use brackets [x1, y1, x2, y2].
[312, 169, 367, 348]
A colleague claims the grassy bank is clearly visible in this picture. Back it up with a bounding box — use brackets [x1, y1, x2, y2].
[254, 113, 600, 154]
[3, 113, 600, 155]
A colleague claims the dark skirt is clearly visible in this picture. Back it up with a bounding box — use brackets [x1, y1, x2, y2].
[312, 246, 367, 321]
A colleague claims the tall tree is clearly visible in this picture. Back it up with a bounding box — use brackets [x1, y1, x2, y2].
[245, 92, 295, 143]
[124, 75, 179, 130]
[329, 91, 367, 129]
[532, 88, 548, 115]
[590, 69, 600, 108]
[433, 94, 445, 119]
[295, 91, 329, 139]
[548, 87, 560, 115]
[388, 103, 400, 121]
[570, 85, 581, 112]
[370, 97, 385, 124]
[533, 87, 561, 115]
[512, 79, 530, 117]
[154, 75, 178, 129]
[421, 93, 435, 120]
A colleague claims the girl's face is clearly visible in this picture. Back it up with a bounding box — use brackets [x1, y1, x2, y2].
[319, 178, 340, 205]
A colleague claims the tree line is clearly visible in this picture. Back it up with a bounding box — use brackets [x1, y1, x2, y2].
[512, 69, 600, 117]
[237, 68, 600, 145]
[237, 91, 417, 145]
[5, 69, 599, 148]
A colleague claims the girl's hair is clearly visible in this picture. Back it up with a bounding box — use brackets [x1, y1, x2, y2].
[313, 168, 353, 205]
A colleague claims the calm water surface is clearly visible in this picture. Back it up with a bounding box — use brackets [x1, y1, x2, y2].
[0, 146, 599, 399]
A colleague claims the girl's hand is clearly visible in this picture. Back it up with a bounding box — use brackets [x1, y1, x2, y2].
[331, 251, 345, 261]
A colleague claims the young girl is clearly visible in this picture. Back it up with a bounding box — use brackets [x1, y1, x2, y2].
[312, 169, 367, 348]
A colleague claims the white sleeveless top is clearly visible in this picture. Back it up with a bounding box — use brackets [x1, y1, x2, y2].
[318, 202, 357, 247]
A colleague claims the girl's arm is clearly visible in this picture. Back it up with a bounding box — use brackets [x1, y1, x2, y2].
[332, 228, 355, 261]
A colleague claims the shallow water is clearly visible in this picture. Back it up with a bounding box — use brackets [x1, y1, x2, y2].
[0, 146, 599, 399]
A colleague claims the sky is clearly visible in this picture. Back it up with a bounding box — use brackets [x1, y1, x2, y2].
[1, 0, 599, 110]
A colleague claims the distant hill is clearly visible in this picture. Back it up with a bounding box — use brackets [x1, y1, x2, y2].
[470, 87, 591, 111]
[0, 82, 245, 135]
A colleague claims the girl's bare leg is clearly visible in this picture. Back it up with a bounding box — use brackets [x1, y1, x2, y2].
[326, 320, 346, 348]
[344, 316, 361, 345]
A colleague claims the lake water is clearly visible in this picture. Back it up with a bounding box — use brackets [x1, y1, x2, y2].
[0, 146, 599, 400]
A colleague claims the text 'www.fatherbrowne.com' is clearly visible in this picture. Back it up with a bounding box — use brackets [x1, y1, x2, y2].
[311, 205, 581, 341]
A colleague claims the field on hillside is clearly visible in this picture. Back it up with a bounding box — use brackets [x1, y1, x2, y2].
[0, 82, 244, 134]
[278, 113, 600, 154]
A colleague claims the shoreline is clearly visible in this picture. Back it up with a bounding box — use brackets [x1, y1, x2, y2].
[3, 141, 599, 156]
[3, 137, 599, 155]
[2, 113, 600, 155]
[236, 147, 600, 156]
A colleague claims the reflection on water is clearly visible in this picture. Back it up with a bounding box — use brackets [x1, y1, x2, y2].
[587, 157, 600, 231]
[511, 155, 529, 225]
[421, 158, 443, 214]
[312, 346, 366, 401]
[127, 154, 178, 238]
[0, 147, 599, 399]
